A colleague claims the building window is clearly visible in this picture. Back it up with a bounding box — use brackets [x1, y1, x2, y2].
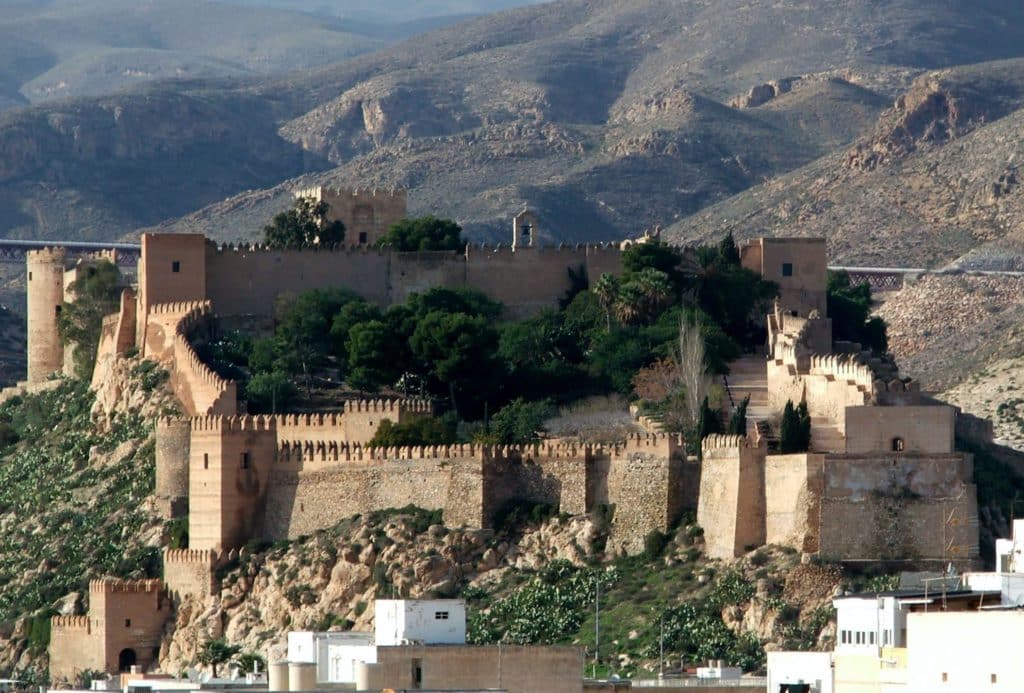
[28, 272, 32, 281]
[358, 232, 368, 244]
[435, 611, 449, 620]
[942, 673, 948, 682]
[203, 453, 209, 469]
[172, 261, 181, 273]
[892, 437, 905, 452]
[992, 674, 998, 683]
[782, 262, 793, 277]
[241, 452, 251, 470]
[412, 659, 423, 687]
[869, 632, 875, 645]
[125, 618, 131, 627]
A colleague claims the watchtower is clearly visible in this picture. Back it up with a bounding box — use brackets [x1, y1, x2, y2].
[26, 248, 67, 383]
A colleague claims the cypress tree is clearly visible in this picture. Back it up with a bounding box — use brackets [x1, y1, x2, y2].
[728, 395, 750, 436]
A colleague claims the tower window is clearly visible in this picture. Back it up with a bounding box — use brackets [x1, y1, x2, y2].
[28, 272, 32, 281]
[172, 261, 181, 273]
[240, 452, 251, 470]
[203, 453, 209, 469]
[358, 232, 368, 244]
[782, 262, 794, 277]
[125, 619, 131, 627]
[892, 437, 905, 452]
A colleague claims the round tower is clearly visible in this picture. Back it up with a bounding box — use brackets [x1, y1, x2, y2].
[155, 417, 191, 519]
[26, 248, 67, 383]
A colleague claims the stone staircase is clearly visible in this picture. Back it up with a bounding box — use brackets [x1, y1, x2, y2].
[810, 416, 846, 453]
[722, 355, 772, 438]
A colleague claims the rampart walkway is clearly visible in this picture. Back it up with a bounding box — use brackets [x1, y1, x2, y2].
[0, 240, 140, 267]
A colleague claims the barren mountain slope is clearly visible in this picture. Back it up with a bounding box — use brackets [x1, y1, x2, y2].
[8, 0, 1024, 243]
[666, 59, 1024, 267]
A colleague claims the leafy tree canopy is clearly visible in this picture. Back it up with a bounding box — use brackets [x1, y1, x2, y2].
[828, 270, 888, 354]
[377, 215, 464, 252]
[480, 398, 556, 446]
[263, 197, 345, 249]
[368, 416, 457, 448]
[58, 260, 122, 380]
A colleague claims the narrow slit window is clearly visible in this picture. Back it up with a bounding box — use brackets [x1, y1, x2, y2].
[782, 262, 794, 277]
[241, 452, 251, 470]
[172, 261, 181, 273]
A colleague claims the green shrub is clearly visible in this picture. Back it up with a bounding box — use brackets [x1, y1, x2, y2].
[643, 529, 667, 560]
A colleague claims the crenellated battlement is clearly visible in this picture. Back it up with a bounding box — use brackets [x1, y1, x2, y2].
[341, 398, 432, 415]
[191, 415, 276, 433]
[51, 615, 90, 630]
[209, 241, 390, 256]
[163, 548, 217, 564]
[89, 578, 162, 594]
[26, 247, 68, 264]
[702, 434, 750, 452]
[148, 300, 210, 316]
[295, 186, 407, 201]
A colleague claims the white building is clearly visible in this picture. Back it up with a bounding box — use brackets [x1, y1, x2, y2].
[285, 599, 467, 686]
[374, 599, 466, 646]
[766, 652, 834, 693]
[286, 631, 376, 684]
[906, 611, 1024, 692]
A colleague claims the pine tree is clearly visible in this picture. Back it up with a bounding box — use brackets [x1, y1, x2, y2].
[719, 231, 741, 265]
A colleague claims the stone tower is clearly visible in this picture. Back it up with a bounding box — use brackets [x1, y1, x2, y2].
[26, 248, 67, 383]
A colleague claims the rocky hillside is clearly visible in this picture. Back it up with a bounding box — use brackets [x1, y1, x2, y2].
[0, 362, 178, 681]
[7, 0, 1024, 243]
[667, 58, 1024, 268]
[162, 506, 842, 680]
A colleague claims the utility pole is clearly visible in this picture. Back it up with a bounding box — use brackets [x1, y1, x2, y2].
[593, 577, 600, 679]
[659, 615, 665, 678]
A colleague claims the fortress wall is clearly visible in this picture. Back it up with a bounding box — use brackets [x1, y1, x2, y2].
[162, 549, 217, 599]
[262, 458, 482, 540]
[698, 436, 766, 559]
[91, 288, 137, 389]
[585, 245, 625, 280]
[844, 405, 955, 454]
[189, 417, 277, 551]
[49, 616, 99, 684]
[482, 450, 592, 525]
[171, 304, 237, 416]
[464, 246, 592, 319]
[604, 452, 685, 554]
[388, 251, 466, 305]
[764, 454, 824, 553]
[204, 245, 391, 319]
[818, 454, 978, 561]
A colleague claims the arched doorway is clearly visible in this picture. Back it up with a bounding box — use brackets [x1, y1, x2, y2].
[118, 648, 137, 672]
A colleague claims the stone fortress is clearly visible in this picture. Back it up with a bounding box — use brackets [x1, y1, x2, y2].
[29, 188, 980, 680]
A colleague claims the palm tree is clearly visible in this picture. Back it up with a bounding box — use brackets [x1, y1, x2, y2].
[631, 268, 673, 320]
[614, 282, 645, 326]
[593, 273, 621, 331]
